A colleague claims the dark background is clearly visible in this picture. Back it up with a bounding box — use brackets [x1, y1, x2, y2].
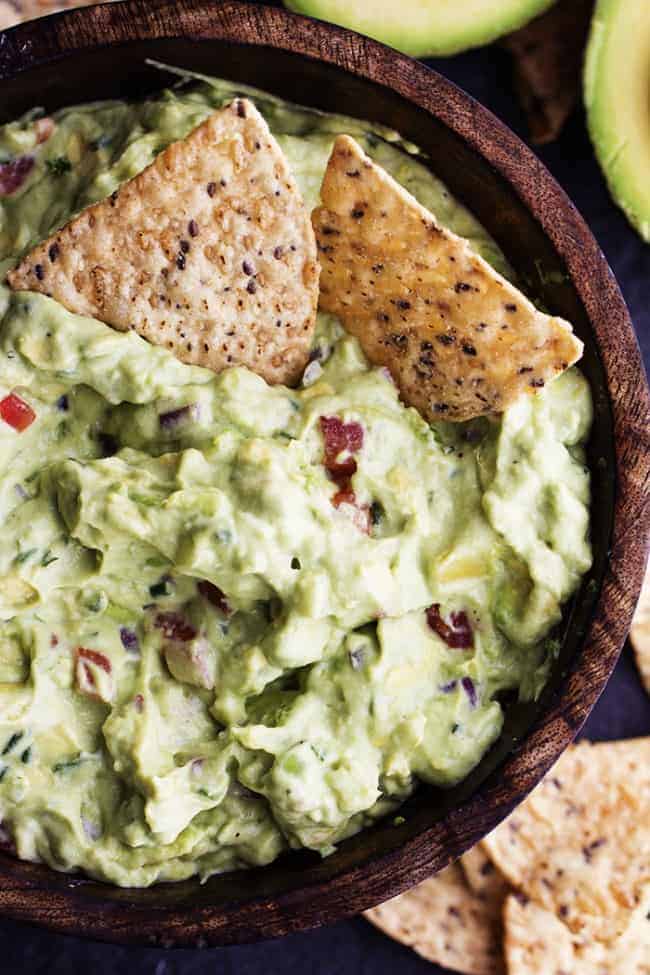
[2, 15, 649, 975]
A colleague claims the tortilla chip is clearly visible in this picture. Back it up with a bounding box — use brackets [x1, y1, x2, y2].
[462, 845, 511, 905]
[8, 99, 319, 386]
[502, 0, 594, 145]
[630, 563, 650, 694]
[364, 862, 505, 975]
[313, 135, 582, 422]
[482, 739, 650, 949]
[504, 891, 650, 975]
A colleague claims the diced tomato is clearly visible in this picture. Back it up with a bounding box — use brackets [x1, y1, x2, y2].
[319, 416, 371, 532]
[0, 156, 34, 197]
[134, 693, 144, 713]
[0, 393, 36, 432]
[426, 604, 474, 649]
[76, 647, 112, 673]
[50, 634, 59, 648]
[320, 416, 364, 482]
[34, 117, 55, 144]
[154, 612, 197, 642]
[197, 581, 231, 616]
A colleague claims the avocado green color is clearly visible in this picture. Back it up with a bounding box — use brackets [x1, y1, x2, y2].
[284, 0, 557, 57]
[0, 74, 592, 886]
[585, 0, 650, 242]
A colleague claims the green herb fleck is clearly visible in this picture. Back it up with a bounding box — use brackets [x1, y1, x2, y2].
[393, 815, 405, 826]
[0, 767, 7, 783]
[53, 755, 83, 773]
[2, 732, 23, 755]
[46, 156, 72, 176]
[20, 747, 31, 764]
[41, 550, 59, 567]
[149, 578, 171, 599]
[15, 548, 37, 565]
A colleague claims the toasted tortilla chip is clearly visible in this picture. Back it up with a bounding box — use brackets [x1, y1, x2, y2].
[8, 99, 319, 386]
[482, 739, 650, 949]
[364, 862, 505, 975]
[504, 891, 650, 975]
[313, 135, 582, 422]
[630, 563, 650, 694]
[462, 845, 511, 905]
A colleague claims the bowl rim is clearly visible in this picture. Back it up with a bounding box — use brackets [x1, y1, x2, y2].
[0, 0, 648, 948]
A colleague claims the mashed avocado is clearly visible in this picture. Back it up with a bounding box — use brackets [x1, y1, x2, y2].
[0, 75, 592, 886]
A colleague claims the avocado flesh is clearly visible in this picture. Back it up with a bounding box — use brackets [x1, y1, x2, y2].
[284, 0, 557, 57]
[585, 0, 650, 242]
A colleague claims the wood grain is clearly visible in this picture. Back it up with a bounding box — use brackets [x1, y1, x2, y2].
[0, 0, 648, 948]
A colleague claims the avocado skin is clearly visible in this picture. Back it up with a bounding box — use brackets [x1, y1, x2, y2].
[585, 0, 650, 243]
[284, 0, 557, 58]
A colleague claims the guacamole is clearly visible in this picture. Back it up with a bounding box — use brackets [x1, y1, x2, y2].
[0, 73, 592, 886]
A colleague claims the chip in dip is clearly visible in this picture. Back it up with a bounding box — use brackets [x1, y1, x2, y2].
[0, 73, 592, 886]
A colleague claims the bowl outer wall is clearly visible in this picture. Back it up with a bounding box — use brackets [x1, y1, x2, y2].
[0, 0, 648, 947]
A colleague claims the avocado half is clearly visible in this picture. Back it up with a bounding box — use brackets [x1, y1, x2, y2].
[585, 0, 650, 242]
[284, 0, 557, 58]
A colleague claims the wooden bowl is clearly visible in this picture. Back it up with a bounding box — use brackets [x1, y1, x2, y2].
[0, 0, 648, 948]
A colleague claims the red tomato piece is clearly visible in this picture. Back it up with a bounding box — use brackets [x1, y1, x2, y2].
[0, 393, 36, 432]
[76, 647, 112, 673]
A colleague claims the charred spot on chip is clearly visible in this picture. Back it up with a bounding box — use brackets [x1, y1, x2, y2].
[389, 333, 408, 350]
[176, 253, 186, 271]
[505, 303, 518, 312]
[345, 169, 361, 178]
[433, 403, 450, 412]
[518, 366, 533, 374]
[437, 333, 455, 346]
[206, 181, 217, 197]
[235, 100, 247, 118]
[188, 219, 199, 237]
[462, 343, 477, 356]
[420, 341, 433, 351]
[109, 190, 118, 206]
[530, 377, 545, 388]
[273, 246, 284, 259]
[377, 312, 390, 323]
[454, 281, 473, 293]
[350, 208, 365, 219]
[242, 259, 255, 275]
[246, 279, 257, 295]
[48, 243, 60, 263]
[320, 226, 340, 236]
[34, 264, 44, 281]
[395, 299, 411, 311]
[179, 240, 190, 254]
[371, 264, 384, 273]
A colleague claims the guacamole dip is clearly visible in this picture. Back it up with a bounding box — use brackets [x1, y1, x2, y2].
[0, 72, 592, 886]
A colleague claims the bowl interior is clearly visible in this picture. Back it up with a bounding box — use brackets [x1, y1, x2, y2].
[0, 23, 621, 945]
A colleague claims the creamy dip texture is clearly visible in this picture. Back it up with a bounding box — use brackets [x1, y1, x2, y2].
[0, 72, 592, 885]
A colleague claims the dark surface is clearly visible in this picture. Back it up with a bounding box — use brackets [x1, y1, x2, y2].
[1, 13, 649, 974]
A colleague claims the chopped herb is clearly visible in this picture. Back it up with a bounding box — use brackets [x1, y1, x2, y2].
[46, 156, 72, 176]
[149, 577, 172, 599]
[15, 548, 37, 565]
[2, 731, 24, 755]
[20, 747, 31, 764]
[53, 755, 83, 773]
[393, 816, 405, 826]
[369, 501, 384, 526]
[144, 556, 168, 568]
[0, 767, 7, 783]
[41, 550, 59, 567]
[291, 557, 301, 570]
